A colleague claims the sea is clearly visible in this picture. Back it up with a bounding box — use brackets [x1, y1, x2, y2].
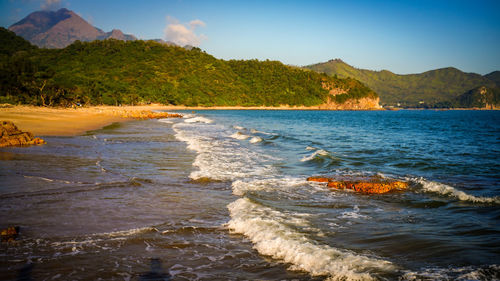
[0, 109, 499, 281]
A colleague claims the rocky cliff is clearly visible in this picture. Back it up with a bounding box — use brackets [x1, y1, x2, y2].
[319, 78, 381, 110]
[318, 97, 382, 110]
[454, 86, 500, 109]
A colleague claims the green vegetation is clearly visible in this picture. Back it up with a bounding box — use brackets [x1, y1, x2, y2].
[484, 71, 500, 86]
[0, 28, 376, 107]
[446, 86, 499, 109]
[305, 59, 498, 107]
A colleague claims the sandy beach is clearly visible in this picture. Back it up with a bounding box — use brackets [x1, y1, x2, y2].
[0, 104, 180, 136]
[0, 104, 386, 137]
[2, 103, 493, 138]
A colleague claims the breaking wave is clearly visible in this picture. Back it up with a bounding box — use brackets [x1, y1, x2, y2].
[250, 128, 273, 135]
[231, 177, 311, 196]
[230, 132, 250, 140]
[227, 198, 395, 281]
[171, 112, 499, 280]
[412, 177, 500, 204]
[249, 136, 263, 143]
[233, 125, 245, 130]
[301, 149, 332, 162]
[173, 117, 277, 181]
[184, 116, 213, 124]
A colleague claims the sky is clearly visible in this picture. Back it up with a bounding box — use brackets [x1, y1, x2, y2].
[1, 0, 499, 75]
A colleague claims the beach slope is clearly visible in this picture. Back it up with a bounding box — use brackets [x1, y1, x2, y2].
[0, 105, 175, 136]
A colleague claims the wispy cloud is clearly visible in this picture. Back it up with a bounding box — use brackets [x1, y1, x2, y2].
[41, 0, 62, 10]
[164, 16, 206, 46]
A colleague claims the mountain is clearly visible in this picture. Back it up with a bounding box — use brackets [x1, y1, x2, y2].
[101, 29, 136, 41]
[0, 29, 378, 109]
[484, 71, 500, 87]
[305, 59, 498, 107]
[8, 8, 136, 48]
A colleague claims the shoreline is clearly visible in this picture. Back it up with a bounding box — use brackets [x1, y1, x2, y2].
[1, 104, 497, 137]
[0, 105, 177, 137]
[0, 104, 384, 137]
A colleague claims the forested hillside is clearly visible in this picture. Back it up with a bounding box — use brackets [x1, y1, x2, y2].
[452, 86, 499, 109]
[0, 28, 377, 107]
[305, 59, 498, 107]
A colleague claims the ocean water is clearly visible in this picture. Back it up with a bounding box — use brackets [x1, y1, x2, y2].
[1, 110, 499, 280]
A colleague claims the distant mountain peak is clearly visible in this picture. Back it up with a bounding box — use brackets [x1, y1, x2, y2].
[9, 8, 136, 48]
[328, 58, 346, 64]
[103, 29, 137, 41]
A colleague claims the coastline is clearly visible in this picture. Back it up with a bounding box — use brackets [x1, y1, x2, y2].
[1, 104, 497, 137]
[0, 105, 176, 137]
[0, 104, 386, 137]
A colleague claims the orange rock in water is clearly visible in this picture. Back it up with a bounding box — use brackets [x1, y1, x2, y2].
[32, 137, 46, 145]
[1, 226, 20, 242]
[306, 176, 330, 183]
[308, 175, 408, 194]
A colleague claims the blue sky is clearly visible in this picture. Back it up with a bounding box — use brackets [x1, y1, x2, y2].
[1, 0, 499, 75]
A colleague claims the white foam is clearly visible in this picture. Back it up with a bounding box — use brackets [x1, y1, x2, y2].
[173, 120, 277, 181]
[401, 264, 500, 281]
[48, 226, 157, 257]
[301, 149, 330, 162]
[97, 226, 158, 238]
[340, 205, 369, 219]
[227, 198, 395, 281]
[23, 175, 72, 184]
[233, 125, 245, 130]
[231, 177, 308, 196]
[249, 136, 262, 143]
[230, 132, 250, 140]
[158, 118, 173, 124]
[412, 177, 500, 204]
[250, 128, 273, 135]
[306, 146, 316, 151]
[184, 116, 213, 124]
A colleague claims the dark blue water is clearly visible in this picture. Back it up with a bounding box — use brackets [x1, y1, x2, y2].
[202, 110, 499, 188]
[174, 110, 500, 280]
[1, 110, 499, 280]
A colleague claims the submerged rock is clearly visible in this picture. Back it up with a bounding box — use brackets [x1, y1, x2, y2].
[0, 121, 46, 147]
[1, 226, 20, 242]
[307, 175, 408, 194]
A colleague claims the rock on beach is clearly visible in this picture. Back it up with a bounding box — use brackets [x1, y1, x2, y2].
[0, 121, 46, 147]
